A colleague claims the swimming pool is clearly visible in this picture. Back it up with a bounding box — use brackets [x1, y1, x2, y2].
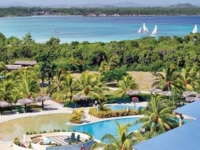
[0, 113, 71, 141]
[106, 104, 142, 111]
[69, 117, 141, 140]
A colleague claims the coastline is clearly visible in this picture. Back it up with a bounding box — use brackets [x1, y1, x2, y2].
[1, 14, 200, 18]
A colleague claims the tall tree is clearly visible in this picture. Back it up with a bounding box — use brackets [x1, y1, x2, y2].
[115, 75, 139, 97]
[91, 121, 135, 150]
[60, 74, 78, 101]
[176, 66, 200, 91]
[47, 69, 66, 97]
[18, 69, 40, 99]
[134, 95, 178, 134]
[152, 64, 182, 92]
[76, 71, 100, 98]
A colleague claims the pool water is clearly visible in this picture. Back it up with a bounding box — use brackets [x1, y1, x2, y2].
[0, 113, 71, 141]
[70, 117, 141, 140]
[0, 113, 194, 142]
[106, 104, 142, 111]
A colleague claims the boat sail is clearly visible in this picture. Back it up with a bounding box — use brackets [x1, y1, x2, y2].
[150, 25, 157, 36]
[143, 23, 149, 32]
[137, 26, 142, 33]
[192, 24, 198, 33]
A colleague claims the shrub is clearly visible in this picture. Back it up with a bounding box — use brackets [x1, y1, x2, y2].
[13, 137, 20, 146]
[89, 107, 138, 118]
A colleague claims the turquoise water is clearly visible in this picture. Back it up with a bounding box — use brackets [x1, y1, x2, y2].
[0, 15, 200, 43]
[70, 117, 141, 140]
[106, 104, 141, 111]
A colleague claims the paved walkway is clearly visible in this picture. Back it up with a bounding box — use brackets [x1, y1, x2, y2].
[0, 100, 147, 149]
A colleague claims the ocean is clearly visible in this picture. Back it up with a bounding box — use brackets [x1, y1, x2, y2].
[0, 15, 199, 43]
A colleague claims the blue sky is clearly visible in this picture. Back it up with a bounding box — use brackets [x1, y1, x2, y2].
[1, 0, 199, 6]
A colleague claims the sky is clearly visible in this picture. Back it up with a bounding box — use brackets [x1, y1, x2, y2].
[0, 0, 199, 6]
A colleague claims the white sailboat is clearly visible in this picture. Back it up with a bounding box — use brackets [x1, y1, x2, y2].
[143, 23, 149, 32]
[192, 24, 198, 33]
[137, 26, 142, 33]
[150, 25, 157, 36]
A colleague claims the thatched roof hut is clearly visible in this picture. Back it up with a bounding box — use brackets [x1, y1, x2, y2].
[14, 61, 37, 66]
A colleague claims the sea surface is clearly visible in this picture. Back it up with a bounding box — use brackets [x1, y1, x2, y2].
[0, 15, 199, 43]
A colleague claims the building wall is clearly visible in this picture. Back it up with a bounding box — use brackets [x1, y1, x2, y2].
[46, 139, 94, 150]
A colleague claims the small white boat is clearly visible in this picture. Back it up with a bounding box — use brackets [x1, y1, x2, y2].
[143, 23, 149, 32]
[137, 26, 142, 33]
[150, 25, 157, 36]
[192, 24, 198, 34]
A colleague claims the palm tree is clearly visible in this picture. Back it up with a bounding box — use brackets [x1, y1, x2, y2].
[152, 64, 182, 92]
[115, 75, 139, 97]
[59, 74, 78, 101]
[99, 54, 119, 74]
[18, 70, 40, 99]
[47, 69, 66, 97]
[76, 71, 101, 98]
[134, 95, 178, 134]
[0, 80, 18, 108]
[91, 121, 135, 150]
[175, 66, 200, 91]
[70, 108, 85, 124]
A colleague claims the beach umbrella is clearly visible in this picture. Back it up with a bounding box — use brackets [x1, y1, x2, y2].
[182, 91, 198, 97]
[185, 97, 195, 102]
[132, 97, 139, 108]
[0, 101, 10, 107]
[160, 91, 172, 96]
[182, 91, 191, 97]
[36, 95, 51, 111]
[73, 94, 88, 100]
[150, 88, 163, 94]
[126, 90, 140, 96]
[17, 98, 33, 112]
[0, 101, 10, 115]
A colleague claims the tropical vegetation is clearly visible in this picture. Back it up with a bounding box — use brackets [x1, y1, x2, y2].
[1, 7, 200, 17]
[91, 121, 136, 150]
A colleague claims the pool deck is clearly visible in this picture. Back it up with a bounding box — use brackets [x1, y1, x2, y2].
[0, 100, 148, 149]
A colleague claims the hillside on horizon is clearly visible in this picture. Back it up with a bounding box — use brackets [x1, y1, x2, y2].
[0, 1, 199, 8]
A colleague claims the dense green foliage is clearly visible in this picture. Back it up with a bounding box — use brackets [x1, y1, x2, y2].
[89, 107, 137, 118]
[1, 7, 200, 17]
[1, 32, 200, 73]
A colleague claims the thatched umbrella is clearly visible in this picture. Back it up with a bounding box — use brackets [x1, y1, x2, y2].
[36, 96, 51, 111]
[182, 91, 198, 97]
[160, 91, 172, 96]
[150, 88, 163, 94]
[17, 98, 33, 112]
[185, 97, 195, 102]
[0, 101, 9, 107]
[0, 101, 10, 115]
[126, 90, 141, 96]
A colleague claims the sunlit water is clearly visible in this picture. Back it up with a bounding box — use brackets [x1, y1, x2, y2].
[106, 104, 141, 111]
[0, 15, 200, 43]
[70, 117, 141, 140]
[0, 113, 71, 141]
[0, 113, 194, 141]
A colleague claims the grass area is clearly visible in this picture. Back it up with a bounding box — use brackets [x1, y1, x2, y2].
[72, 71, 155, 92]
[127, 71, 155, 91]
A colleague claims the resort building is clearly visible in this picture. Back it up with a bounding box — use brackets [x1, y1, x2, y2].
[134, 100, 200, 150]
[5, 65, 22, 71]
[14, 61, 37, 67]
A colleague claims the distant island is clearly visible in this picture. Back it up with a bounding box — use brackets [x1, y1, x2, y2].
[0, 3, 200, 17]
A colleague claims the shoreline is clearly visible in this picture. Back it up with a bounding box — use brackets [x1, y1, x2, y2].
[1, 14, 200, 18]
